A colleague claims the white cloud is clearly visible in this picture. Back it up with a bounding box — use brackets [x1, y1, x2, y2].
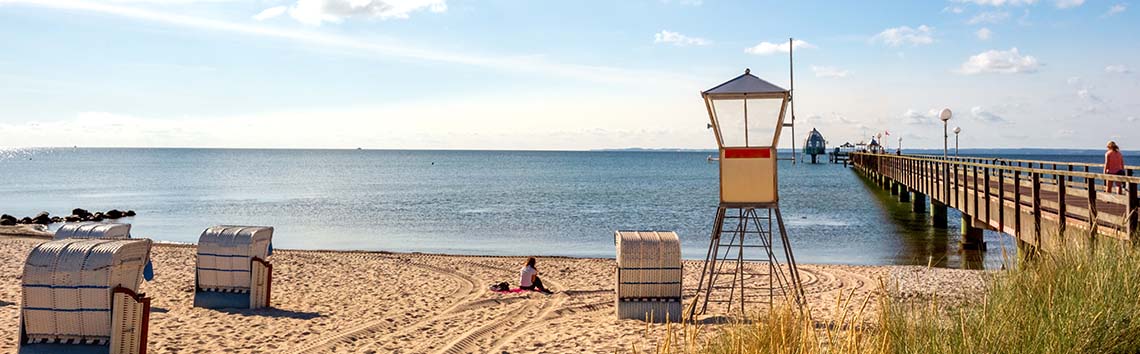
[1105, 3, 1127, 16]
[954, 0, 1038, 6]
[1057, 129, 1075, 137]
[975, 28, 993, 40]
[811, 65, 850, 78]
[968, 11, 1010, 24]
[0, 0, 698, 87]
[252, 5, 287, 21]
[744, 39, 814, 55]
[1055, 0, 1084, 8]
[1106, 64, 1133, 73]
[1077, 88, 1104, 102]
[901, 109, 940, 125]
[285, 0, 448, 26]
[943, 6, 965, 13]
[653, 30, 710, 46]
[872, 25, 934, 47]
[0, 91, 709, 150]
[970, 106, 1007, 123]
[958, 48, 1040, 74]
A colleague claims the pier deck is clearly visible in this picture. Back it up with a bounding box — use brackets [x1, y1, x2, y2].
[851, 153, 1139, 251]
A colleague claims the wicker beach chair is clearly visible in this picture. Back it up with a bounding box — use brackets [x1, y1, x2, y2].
[18, 238, 154, 354]
[53, 222, 132, 240]
[193, 225, 274, 309]
[614, 230, 682, 323]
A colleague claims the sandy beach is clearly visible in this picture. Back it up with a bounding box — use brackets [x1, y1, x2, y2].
[0, 234, 986, 353]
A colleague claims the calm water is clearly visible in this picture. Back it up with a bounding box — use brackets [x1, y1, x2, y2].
[2, 148, 1102, 269]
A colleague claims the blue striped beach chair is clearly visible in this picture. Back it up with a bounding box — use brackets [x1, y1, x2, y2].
[193, 225, 274, 309]
[18, 238, 154, 354]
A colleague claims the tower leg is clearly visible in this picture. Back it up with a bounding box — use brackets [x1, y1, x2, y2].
[691, 207, 726, 319]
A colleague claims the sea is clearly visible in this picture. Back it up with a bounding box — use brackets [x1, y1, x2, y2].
[0, 148, 1121, 270]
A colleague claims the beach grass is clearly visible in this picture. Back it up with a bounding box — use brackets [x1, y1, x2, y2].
[652, 243, 1140, 354]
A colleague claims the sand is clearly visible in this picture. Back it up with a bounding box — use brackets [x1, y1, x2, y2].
[0, 236, 987, 353]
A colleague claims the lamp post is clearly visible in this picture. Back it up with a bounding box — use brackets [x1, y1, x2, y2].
[898, 137, 903, 155]
[953, 126, 961, 157]
[939, 109, 952, 159]
[939, 109, 953, 203]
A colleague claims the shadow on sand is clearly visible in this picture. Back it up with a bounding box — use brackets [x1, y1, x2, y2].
[216, 307, 323, 320]
[696, 315, 754, 325]
[0, 300, 14, 307]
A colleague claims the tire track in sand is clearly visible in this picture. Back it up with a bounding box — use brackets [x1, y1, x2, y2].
[286, 254, 482, 354]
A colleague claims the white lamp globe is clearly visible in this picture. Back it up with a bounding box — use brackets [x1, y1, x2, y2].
[954, 126, 961, 134]
[939, 108, 953, 122]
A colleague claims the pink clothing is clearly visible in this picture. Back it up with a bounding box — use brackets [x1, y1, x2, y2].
[1105, 150, 1124, 173]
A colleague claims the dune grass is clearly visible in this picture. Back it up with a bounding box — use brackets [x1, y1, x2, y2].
[647, 243, 1140, 354]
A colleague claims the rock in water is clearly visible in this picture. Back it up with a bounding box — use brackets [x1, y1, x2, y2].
[31, 212, 51, 225]
[105, 209, 123, 219]
[0, 214, 15, 226]
[90, 212, 105, 222]
[64, 215, 82, 222]
[124, 210, 136, 217]
[72, 208, 91, 219]
[50, 216, 62, 223]
[19, 217, 33, 224]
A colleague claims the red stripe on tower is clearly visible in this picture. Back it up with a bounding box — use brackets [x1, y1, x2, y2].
[723, 148, 772, 159]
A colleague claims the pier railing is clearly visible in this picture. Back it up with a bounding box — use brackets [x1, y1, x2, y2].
[850, 152, 1140, 248]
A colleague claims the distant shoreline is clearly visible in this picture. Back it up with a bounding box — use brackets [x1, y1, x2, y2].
[1, 146, 1135, 155]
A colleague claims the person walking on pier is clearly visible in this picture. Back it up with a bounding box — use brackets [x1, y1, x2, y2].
[1105, 141, 1125, 194]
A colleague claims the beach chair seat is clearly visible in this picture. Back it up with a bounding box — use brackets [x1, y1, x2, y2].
[193, 225, 273, 309]
[18, 238, 153, 354]
[614, 230, 682, 322]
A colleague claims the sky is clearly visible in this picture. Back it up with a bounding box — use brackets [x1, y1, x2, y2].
[0, 0, 1137, 150]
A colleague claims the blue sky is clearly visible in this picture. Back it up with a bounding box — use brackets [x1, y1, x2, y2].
[0, 0, 1136, 150]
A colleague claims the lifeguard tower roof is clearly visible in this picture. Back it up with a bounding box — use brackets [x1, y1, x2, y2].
[703, 69, 787, 98]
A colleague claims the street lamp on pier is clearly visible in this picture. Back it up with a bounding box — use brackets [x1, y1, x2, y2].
[939, 109, 952, 159]
[953, 126, 961, 157]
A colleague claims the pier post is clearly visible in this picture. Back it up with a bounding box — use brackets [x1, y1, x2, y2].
[960, 215, 986, 250]
[911, 191, 926, 213]
[890, 181, 900, 195]
[931, 201, 948, 228]
[899, 188, 911, 202]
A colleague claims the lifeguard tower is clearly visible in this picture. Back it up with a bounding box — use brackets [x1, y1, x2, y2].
[690, 69, 805, 318]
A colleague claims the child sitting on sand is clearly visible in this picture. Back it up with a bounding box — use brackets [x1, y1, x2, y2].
[519, 257, 554, 294]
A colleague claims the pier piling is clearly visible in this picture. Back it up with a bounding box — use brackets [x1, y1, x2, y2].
[912, 192, 927, 213]
[960, 215, 986, 250]
[899, 188, 911, 202]
[931, 201, 948, 228]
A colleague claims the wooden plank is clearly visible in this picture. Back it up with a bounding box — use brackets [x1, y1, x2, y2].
[998, 169, 1005, 233]
[985, 167, 991, 226]
[1057, 174, 1067, 237]
[1033, 172, 1042, 248]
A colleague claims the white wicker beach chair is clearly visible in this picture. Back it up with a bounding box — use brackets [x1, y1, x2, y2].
[54, 222, 132, 240]
[18, 238, 154, 354]
[614, 230, 682, 322]
[193, 225, 274, 309]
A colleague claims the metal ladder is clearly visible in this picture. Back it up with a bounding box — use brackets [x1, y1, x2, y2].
[690, 206, 805, 318]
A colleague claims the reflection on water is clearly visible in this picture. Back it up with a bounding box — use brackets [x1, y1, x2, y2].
[854, 172, 1017, 270]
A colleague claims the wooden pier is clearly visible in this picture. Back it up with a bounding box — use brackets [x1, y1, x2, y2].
[850, 153, 1139, 252]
